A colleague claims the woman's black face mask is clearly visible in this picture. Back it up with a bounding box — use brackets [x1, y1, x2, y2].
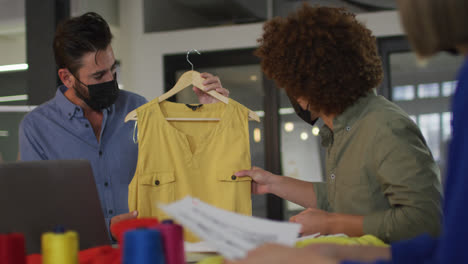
[287, 95, 318, 126]
[73, 72, 120, 111]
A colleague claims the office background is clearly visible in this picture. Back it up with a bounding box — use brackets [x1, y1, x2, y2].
[0, 0, 459, 221]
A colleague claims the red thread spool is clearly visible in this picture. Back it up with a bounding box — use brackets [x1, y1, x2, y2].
[154, 220, 185, 264]
[0, 233, 26, 264]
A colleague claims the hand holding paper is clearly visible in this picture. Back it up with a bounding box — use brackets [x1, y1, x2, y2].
[159, 196, 301, 260]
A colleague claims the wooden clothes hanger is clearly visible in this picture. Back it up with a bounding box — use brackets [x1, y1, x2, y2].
[124, 51, 260, 123]
[124, 70, 227, 122]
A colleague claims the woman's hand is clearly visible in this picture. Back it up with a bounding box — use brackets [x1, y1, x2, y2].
[235, 167, 280, 195]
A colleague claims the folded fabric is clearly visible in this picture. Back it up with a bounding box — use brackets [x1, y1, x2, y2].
[195, 234, 388, 264]
[110, 218, 160, 244]
[79, 246, 121, 264]
[295, 234, 388, 248]
[27, 246, 121, 264]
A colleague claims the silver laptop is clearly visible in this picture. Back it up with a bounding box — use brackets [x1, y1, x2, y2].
[0, 160, 111, 254]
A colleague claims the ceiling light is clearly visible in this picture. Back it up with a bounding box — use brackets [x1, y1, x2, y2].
[0, 63, 28, 73]
[0, 94, 28, 103]
[284, 122, 294, 132]
[279, 108, 295, 115]
[312, 126, 320, 136]
[253, 128, 261, 143]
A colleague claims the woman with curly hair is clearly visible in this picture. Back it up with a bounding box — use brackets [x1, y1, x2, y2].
[235, 4, 441, 243]
[232, 0, 468, 263]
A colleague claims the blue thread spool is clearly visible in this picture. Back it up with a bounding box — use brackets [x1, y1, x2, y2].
[123, 229, 165, 264]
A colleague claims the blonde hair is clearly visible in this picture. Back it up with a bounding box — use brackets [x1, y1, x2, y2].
[397, 0, 468, 58]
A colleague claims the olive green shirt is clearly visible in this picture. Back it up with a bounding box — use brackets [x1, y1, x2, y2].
[314, 90, 442, 243]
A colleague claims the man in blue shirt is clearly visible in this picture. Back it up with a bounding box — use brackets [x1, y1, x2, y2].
[19, 12, 228, 233]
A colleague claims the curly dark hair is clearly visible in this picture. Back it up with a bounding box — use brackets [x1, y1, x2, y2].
[255, 4, 383, 115]
[53, 12, 113, 77]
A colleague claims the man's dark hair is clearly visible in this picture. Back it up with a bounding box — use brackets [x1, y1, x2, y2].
[53, 12, 113, 76]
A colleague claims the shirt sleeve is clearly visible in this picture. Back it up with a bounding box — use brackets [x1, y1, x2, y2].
[362, 117, 442, 242]
[19, 117, 48, 161]
[390, 234, 438, 264]
[339, 235, 437, 264]
[313, 182, 330, 211]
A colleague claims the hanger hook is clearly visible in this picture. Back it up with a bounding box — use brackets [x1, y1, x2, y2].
[186, 49, 201, 71]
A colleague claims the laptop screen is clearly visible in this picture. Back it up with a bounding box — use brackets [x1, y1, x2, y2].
[0, 160, 111, 254]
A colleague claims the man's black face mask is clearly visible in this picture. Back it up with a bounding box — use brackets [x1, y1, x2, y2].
[287, 95, 318, 126]
[73, 72, 120, 111]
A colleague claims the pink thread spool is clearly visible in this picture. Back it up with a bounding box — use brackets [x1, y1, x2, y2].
[155, 220, 185, 264]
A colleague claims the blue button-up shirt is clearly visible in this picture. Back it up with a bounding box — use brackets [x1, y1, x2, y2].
[19, 85, 147, 225]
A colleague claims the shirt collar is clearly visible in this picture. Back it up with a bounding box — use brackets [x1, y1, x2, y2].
[54, 85, 82, 120]
[319, 89, 377, 147]
[54, 85, 114, 119]
[319, 124, 333, 147]
[333, 89, 377, 132]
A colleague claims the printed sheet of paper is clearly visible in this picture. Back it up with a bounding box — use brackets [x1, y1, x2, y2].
[184, 241, 217, 253]
[160, 196, 301, 260]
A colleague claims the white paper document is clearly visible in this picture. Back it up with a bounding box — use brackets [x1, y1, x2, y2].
[184, 241, 217, 253]
[159, 196, 301, 260]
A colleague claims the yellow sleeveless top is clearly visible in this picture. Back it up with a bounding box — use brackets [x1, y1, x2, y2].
[128, 98, 252, 241]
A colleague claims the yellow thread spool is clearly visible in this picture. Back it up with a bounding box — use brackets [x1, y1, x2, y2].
[41, 231, 79, 264]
